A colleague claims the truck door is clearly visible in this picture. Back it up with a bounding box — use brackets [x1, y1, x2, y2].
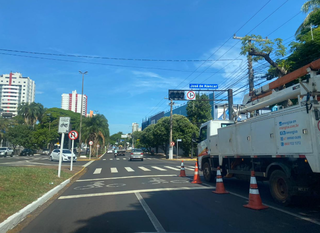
[198, 125, 209, 170]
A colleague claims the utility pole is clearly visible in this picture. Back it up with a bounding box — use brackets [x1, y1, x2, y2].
[78, 71, 87, 156]
[169, 99, 174, 159]
[234, 35, 268, 117]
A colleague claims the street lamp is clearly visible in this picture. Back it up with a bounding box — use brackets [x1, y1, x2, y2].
[78, 71, 88, 156]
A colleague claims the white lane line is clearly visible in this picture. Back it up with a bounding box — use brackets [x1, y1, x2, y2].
[116, 158, 120, 160]
[125, 167, 135, 172]
[164, 166, 180, 171]
[135, 192, 166, 232]
[203, 182, 320, 227]
[110, 167, 118, 173]
[59, 186, 213, 199]
[83, 160, 94, 167]
[123, 158, 127, 160]
[176, 166, 193, 171]
[93, 168, 102, 174]
[147, 158, 152, 160]
[138, 166, 151, 172]
[110, 158, 113, 161]
[77, 174, 176, 182]
[151, 166, 167, 171]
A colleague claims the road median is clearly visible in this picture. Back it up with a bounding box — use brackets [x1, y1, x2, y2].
[0, 166, 84, 233]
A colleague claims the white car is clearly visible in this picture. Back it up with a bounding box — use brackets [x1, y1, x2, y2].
[0, 147, 13, 157]
[107, 149, 113, 153]
[50, 149, 77, 162]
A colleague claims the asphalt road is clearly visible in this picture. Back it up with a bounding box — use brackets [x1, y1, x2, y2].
[17, 152, 320, 233]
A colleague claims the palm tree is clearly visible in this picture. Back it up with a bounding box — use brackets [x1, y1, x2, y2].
[296, 0, 320, 36]
[82, 114, 109, 156]
[17, 102, 31, 124]
[17, 102, 45, 127]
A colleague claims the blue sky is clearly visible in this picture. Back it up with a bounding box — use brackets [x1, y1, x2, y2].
[0, 0, 309, 135]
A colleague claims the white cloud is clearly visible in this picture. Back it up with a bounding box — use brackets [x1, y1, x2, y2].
[199, 45, 244, 79]
[36, 91, 43, 94]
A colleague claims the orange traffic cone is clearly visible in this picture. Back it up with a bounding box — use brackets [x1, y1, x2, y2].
[179, 160, 186, 177]
[191, 162, 202, 184]
[212, 166, 229, 194]
[244, 171, 268, 210]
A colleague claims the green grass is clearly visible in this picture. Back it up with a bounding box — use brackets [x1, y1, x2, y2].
[0, 167, 73, 222]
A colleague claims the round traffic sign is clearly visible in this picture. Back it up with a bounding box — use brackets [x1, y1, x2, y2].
[170, 141, 175, 146]
[89, 141, 93, 146]
[186, 91, 196, 100]
[68, 130, 78, 140]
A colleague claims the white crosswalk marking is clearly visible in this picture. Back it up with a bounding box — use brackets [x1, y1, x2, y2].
[103, 159, 106, 161]
[110, 158, 113, 161]
[138, 166, 151, 171]
[116, 158, 120, 160]
[93, 168, 102, 174]
[147, 158, 152, 160]
[123, 158, 127, 160]
[125, 167, 134, 172]
[177, 166, 193, 171]
[111, 167, 118, 173]
[151, 166, 167, 171]
[164, 166, 180, 171]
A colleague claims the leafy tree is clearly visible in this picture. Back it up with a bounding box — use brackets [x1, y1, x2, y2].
[153, 115, 198, 156]
[109, 132, 123, 145]
[240, 35, 287, 78]
[296, 0, 320, 36]
[132, 131, 143, 148]
[6, 124, 33, 149]
[186, 94, 212, 128]
[140, 124, 157, 153]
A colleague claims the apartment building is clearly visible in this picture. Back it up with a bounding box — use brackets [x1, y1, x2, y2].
[0, 72, 35, 116]
[61, 90, 87, 116]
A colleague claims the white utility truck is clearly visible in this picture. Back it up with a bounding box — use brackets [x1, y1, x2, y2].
[198, 61, 320, 205]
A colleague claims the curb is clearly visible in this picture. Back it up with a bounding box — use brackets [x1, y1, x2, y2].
[0, 167, 86, 233]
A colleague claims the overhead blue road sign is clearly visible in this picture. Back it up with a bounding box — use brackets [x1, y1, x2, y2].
[189, 84, 218, 89]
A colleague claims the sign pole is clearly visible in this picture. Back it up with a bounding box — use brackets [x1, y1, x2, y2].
[96, 145, 98, 157]
[89, 145, 92, 159]
[177, 140, 179, 159]
[70, 139, 74, 171]
[58, 133, 65, 177]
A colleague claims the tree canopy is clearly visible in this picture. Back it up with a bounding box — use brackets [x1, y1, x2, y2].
[186, 94, 212, 128]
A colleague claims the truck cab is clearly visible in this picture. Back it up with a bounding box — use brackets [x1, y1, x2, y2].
[198, 120, 234, 170]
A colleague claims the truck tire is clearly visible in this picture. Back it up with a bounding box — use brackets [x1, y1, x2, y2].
[269, 170, 293, 205]
[203, 162, 215, 182]
[4, 153, 7, 158]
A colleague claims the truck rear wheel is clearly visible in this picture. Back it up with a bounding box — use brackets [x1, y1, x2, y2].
[269, 170, 293, 205]
[203, 162, 215, 182]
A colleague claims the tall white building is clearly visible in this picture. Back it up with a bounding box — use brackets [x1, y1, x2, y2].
[0, 72, 35, 116]
[61, 90, 87, 116]
[132, 123, 139, 133]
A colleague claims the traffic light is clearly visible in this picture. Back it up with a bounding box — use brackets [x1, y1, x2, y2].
[168, 90, 185, 100]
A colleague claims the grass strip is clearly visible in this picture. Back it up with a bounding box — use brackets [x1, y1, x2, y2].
[0, 166, 74, 222]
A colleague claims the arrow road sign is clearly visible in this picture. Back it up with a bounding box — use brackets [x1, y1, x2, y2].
[68, 130, 78, 140]
[186, 91, 196, 100]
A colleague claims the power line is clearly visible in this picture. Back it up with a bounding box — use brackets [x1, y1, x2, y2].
[267, 11, 302, 37]
[0, 52, 241, 74]
[0, 48, 242, 63]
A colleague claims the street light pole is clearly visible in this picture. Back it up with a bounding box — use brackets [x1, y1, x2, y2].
[78, 71, 87, 156]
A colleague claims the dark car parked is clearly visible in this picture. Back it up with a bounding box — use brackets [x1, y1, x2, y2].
[20, 149, 34, 156]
